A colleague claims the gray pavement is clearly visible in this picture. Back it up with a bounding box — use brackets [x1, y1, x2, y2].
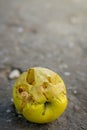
[0, 0, 87, 130]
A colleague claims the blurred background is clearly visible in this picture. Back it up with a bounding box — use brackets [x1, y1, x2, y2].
[0, 0, 87, 130]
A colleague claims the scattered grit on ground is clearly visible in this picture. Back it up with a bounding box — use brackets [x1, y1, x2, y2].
[0, 0, 87, 130]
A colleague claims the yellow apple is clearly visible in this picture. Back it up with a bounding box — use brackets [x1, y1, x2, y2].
[13, 67, 68, 123]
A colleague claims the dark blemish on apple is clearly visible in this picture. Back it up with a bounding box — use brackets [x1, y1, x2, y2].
[42, 101, 51, 115]
[42, 82, 48, 89]
[18, 87, 24, 93]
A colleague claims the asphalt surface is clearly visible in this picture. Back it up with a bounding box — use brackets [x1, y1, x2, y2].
[0, 0, 87, 130]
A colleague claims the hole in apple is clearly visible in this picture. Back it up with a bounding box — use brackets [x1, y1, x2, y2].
[28, 95, 35, 103]
[44, 101, 50, 106]
[18, 87, 24, 93]
[42, 101, 51, 115]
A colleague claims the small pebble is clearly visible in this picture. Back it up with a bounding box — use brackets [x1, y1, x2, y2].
[6, 109, 11, 113]
[59, 63, 68, 69]
[73, 90, 77, 94]
[11, 98, 13, 102]
[67, 87, 72, 90]
[6, 119, 12, 122]
[81, 126, 85, 129]
[18, 115, 22, 118]
[9, 69, 20, 79]
[74, 105, 80, 111]
[17, 27, 24, 33]
[64, 72, 71, 76]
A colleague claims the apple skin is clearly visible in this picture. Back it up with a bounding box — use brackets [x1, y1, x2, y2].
[13, 67, 68, 123]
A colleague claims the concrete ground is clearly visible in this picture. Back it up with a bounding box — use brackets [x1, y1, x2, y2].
[0, 0, 87, 130]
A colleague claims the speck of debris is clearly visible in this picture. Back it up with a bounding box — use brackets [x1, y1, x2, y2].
[17, 27, 24, 33]
[11, 98, 13, 102]
[6, 119, 12, 122]
[64, 72, 71, 76]
[73, 105, 80, 112]
[59, 63, 68, 69]
[81, 126, 85, 129]
[73, 90, 77, 94]
[6, 109, 11, 113]
[9, 69, 20, 79]
[67, 87, 72, 90]
[18, 115, 22, 118]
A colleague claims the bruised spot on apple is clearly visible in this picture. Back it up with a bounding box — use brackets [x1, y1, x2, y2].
[13, 67, 68, 123]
